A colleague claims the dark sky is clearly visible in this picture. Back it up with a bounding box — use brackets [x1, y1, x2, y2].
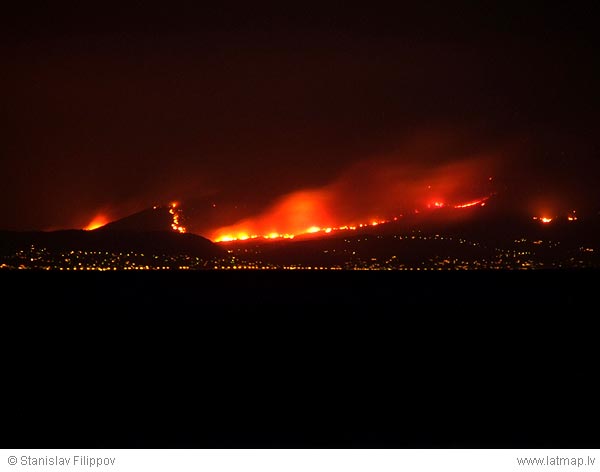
[1, 2, 599, 231]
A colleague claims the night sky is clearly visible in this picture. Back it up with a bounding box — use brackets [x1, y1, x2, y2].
[2, 2, 599, 233]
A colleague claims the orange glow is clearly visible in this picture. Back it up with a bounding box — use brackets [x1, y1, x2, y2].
[168, 202, 187, 233]
[212, 194, 491, 242]
[85, 215, 109, 230]
[533, 216, 553, 224]
[454, 197, 489, 209]
[209, 150, 494, 242]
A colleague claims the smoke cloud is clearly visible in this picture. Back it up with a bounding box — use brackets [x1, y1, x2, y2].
[209, 135, 498, 241]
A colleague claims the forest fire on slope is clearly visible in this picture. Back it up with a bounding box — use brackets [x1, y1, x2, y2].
[213, 196, 490, 242]
[211, 158, 494, 242]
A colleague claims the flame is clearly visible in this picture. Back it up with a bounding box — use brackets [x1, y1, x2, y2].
[453, 197, 489, 209]
[168, 202, 187, 233]
[213, 195, 491, 242]
[533, 216, 553, 224]
[209, 153, 495, 242]
[85, 215, 109, 230]
[82, 201, 189, 233]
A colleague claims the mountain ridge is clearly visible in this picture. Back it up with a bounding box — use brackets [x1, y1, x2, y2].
[0, 206, 223, 258]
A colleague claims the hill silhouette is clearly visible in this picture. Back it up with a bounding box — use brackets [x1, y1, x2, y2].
[0, 206, 224, 258]
[97, 206, 175, 232]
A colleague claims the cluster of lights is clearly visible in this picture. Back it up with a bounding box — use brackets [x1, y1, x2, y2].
[215, 196, 490, 242]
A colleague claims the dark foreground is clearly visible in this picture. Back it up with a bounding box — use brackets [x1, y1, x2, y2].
[2, 270, 597, 448]
[2, 269, 597, 306]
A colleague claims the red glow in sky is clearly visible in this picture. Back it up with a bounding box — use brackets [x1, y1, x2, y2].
[209, 157, 494, 241]
[213, 195, 490, 242]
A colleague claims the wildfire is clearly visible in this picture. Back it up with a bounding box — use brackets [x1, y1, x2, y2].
[454, 197, 489, 209]
[209, 150, 496, 243]
[168, 202, 187, 233]
[213, 196, 490, 242]
[533, 216, 553, 224]
[85, 215, 109, 231]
